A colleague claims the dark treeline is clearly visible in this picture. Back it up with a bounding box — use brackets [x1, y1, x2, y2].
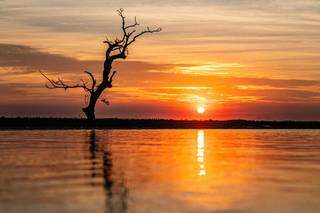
[0, 117, 320, 129]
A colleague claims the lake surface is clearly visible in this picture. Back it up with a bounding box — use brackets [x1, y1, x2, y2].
[0, 130, 319, 213]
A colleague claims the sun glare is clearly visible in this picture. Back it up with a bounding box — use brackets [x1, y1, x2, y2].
[197, 106, 205, 114]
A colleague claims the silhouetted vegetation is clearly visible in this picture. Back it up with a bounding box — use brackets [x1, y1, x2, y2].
[40, 9, 161, 122]
[0, 117, 319, 129]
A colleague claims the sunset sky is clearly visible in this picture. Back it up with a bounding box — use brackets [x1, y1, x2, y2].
[0, 0, 320, 120]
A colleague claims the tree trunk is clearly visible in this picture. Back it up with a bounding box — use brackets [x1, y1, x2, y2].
[82, 106, 95, 121]
[82, 93, 98, 124]
[82, 84, 107, 123]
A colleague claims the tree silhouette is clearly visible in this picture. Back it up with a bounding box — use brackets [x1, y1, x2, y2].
[41, 8, 161, 121]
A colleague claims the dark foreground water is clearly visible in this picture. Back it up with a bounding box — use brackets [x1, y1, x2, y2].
[0, 130, 319, 213]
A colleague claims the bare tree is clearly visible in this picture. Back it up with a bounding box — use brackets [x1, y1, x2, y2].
[41, 8, 161, 121]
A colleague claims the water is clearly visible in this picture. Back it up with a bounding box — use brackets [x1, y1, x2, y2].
[0, 130, 319, 213]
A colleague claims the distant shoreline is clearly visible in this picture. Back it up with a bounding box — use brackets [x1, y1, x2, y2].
[0, 117, 319, 130]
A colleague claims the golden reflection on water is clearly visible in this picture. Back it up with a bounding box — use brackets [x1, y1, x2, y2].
[197, 130, 206, 176]
[0, 130, 320, 213]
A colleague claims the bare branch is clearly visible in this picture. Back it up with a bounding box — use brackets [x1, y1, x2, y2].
[101, 98, 110, 106]
[40, 70, 92, 93]
[102, 9, 162, 65]
[109, 70, 117, 82]
[127, 27, 162, 46]
[84, 71, 97, 91]
[125, 16, 139, 29]
[117, 8, 125, 23]
[103, 36, 113, 46]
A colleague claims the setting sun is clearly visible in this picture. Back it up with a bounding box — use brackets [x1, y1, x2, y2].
[197, 106, 205, 114]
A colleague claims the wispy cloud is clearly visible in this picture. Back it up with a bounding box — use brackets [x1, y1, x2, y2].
[0, 0, 320, 119]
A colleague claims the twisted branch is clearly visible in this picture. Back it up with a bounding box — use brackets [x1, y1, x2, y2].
[40, 71, 95, 93]
[104, 8, 162, 60]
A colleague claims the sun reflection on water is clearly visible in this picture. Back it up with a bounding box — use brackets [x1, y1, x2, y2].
[0, 130, 320, 212]
[197, 130, 206, 176]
